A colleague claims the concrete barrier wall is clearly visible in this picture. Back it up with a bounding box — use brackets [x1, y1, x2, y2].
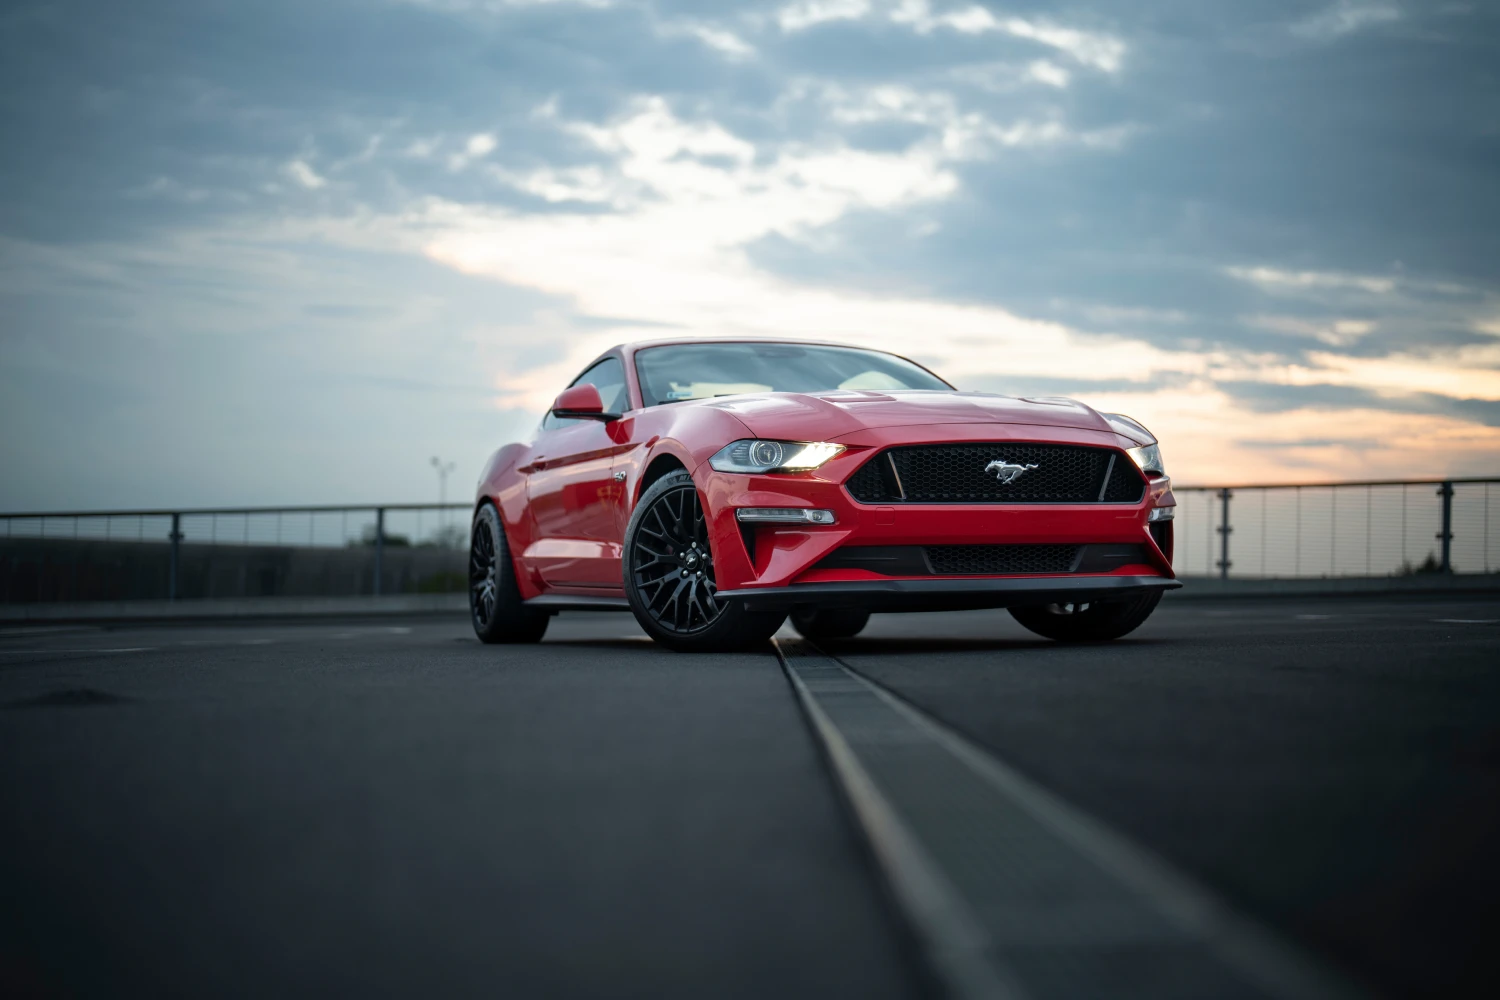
[0, 538, 466, 604]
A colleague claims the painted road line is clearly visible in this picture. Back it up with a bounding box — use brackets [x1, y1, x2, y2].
[775, 638, 1365, 1000]
[776, 639, 1016, 1000]
[0, 647, 155, 655]
[1431, 618, 1498, 624]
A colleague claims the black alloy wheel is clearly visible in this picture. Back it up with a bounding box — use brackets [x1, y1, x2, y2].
[630, 478, 722, 634]
[470, 514, 499, 627]
[469, 504, 548, 644]
[623, 470, 785, 651]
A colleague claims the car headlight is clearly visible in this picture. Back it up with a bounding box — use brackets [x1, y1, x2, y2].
[1103, 412, 1154, 443]
[1126, 443, 1165, 478]
[709, 439, 845, 474]
[1103, 412, 1164, 478]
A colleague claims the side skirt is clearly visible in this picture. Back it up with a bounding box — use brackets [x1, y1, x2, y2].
[524, 594, 633, 613]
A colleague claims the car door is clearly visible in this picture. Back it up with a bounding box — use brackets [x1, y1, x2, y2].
[523, 357, 633, 589]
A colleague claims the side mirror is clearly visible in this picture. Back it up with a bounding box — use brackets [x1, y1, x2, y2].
[550, 383, 619, 421]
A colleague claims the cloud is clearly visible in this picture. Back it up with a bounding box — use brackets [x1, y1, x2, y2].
[992, 16, 1126, 72]
[1025, 60, 1070, 88]
[448, 133, 498, 171]
[1225, 265, 1398, 296]
[801, 81, 1132, 155]
[662, 23, 757, 60]
[776, 0, 871, 32]
[1241, 314, 1374, 346]
[1221, 380, 1500, 427]
[773, 0, 1126, 71]
[284, 159, 327, 189]
[1291, 2, 1401, 41]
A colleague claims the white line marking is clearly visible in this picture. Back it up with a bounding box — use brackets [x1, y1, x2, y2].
[779, 639, 1365, 1000]
[776, 643, 1019, 1000]
[0, 626, 97, 637]
[1432, 618, 1498, 624]
[854, 671, 1361, 1000]
[0, 647, 154, 655]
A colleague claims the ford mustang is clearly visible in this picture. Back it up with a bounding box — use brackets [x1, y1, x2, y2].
[470, 339, 1178, 651]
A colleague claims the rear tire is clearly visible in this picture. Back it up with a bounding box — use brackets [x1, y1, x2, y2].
[470, 504, 549, 644]
[1008, 591, 1161, 642]
[624, 470, 785, 652]
[791, 608, 870, 639]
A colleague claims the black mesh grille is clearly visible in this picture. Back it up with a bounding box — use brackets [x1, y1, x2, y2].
[844, 459, 888, 504]
[846, 444, 1135, 504]
[925, 545, 1080, 575]
[1102, 455, 1146, 503]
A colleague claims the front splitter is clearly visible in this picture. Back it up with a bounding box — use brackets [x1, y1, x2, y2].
[717, 574, 1180, 614]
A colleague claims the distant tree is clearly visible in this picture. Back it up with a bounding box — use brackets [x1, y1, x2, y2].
[1398, 552, 1442, 575]
[420, 524, 467, 550]
[352, 525, 410, 548]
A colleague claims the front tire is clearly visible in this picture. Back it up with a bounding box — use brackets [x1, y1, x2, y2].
[470, 504, 549, 644]
[791, 608, 870, 639]
[624, 470, 785, 652]
[1008, 591, 1161, 642]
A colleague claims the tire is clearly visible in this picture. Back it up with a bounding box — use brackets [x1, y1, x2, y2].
[624, 470, 786, 652]
[1008, 590, 1161, 642]
[470, 504, 549, 644]
[791, 607, 870, 639]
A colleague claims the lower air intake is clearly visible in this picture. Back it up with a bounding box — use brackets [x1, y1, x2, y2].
[925, 544, 1080, 575]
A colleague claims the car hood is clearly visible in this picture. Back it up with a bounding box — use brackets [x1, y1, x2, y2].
[704, 390, 1128, 441]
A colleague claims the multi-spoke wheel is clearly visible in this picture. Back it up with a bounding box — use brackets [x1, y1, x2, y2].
[623, 470, 785, 651]
[630, 477, 722, 634]
[1008, 590, 1161, 642]
[469, 504, 548, 644]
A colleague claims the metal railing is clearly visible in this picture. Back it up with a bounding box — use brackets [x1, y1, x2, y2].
[2, 477, 1497, 604]
[1170, 478, 1499, 579]
[0, 504, 470, 604]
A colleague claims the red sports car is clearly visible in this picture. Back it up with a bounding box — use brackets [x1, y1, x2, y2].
[470, 339, 1178, 650]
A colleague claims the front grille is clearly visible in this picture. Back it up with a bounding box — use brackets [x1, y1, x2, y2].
[845, 444, 1144, 504]
[926, 544, 1079, 575]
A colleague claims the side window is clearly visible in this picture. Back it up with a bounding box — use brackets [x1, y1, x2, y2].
[541, 356, 629, 430]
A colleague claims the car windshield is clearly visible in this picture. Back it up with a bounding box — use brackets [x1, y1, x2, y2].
[633, 342, 951, 407]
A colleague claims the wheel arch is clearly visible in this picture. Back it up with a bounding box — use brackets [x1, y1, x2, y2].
[635, 451, 691, 504]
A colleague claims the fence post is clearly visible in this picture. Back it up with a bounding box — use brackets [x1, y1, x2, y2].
[1437, 481, 1454, 574]
[1216, 488, 1233, 580]
[168, 513, 182, 601]
[374, 507, 385, 596]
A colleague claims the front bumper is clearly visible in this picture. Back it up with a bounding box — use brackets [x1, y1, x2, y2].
[695, 427, 1177, 609]
[717, 574, 1180, 614]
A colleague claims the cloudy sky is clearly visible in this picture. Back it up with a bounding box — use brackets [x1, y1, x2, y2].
[1, 0, 1497, 510]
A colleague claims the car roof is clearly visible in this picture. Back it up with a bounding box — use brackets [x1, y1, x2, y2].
[615, 336, 880, 353]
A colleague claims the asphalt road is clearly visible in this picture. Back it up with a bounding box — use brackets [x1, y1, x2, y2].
[2, 594, 1497, 999]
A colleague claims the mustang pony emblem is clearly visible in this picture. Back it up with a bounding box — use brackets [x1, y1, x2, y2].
[984, 459, 1039, 484]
